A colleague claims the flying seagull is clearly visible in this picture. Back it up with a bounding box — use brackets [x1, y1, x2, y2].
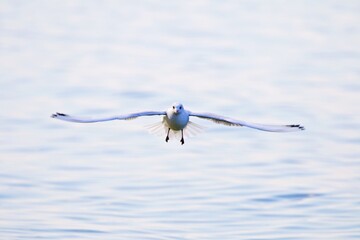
[51, 102, 304, 145]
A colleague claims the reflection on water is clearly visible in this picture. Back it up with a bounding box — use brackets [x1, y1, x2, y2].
[1, 1, 360, 239]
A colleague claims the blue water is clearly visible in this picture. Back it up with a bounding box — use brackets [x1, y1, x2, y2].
[1, 1, 360, 239]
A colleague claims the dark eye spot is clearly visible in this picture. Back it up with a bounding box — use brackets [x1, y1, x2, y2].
[180, 106, 182, 109]
[173, 106, 175, 109]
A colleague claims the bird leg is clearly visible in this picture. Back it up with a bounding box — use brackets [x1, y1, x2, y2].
[180, 129, 185, 145]
[165, 128, 170, 142]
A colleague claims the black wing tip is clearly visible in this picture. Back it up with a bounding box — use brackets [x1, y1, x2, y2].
[51, 112, 68, 118]
[287, 124, 305, 130]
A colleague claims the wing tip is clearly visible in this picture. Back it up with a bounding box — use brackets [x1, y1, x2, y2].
[286, 124, 305, 131]
[51, 112, 68, 118]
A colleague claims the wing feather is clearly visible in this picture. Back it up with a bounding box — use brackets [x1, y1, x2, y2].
[51, 111, 166, 123]
[189, 112, 304, 132]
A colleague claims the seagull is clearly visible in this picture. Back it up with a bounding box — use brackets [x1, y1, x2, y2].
[51, 102, 304, 145]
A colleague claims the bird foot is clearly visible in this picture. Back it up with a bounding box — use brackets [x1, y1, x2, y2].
[165, 136, 169, 142]
[180, 138, 184, 145]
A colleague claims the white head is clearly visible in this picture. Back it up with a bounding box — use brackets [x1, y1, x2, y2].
[171, 102, 184, 115]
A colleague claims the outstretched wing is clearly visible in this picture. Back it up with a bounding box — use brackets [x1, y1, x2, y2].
[51, 111, 166, 123]
[189, 112, 304, 132]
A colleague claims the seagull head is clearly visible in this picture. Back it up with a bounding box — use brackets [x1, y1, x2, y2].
[171, 102, 184, 115]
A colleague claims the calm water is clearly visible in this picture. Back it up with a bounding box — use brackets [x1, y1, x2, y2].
[1, 1, 360, 239]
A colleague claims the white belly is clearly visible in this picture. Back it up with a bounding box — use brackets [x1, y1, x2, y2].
[165, 112, 189, 130]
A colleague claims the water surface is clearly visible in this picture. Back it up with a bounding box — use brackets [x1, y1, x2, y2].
[1, 1, 359, 239]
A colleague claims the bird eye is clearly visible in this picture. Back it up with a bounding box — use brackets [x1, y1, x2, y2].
[179, 106, 182, 109]
[173, 106, 175, 109]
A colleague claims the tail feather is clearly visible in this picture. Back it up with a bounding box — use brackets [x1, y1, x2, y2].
[184, 121, 205, 137]
[145, 120, 205, 141]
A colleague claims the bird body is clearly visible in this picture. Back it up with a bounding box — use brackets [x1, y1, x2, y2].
[52, 102, 304, 145]
[164, 103, 189, 131]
